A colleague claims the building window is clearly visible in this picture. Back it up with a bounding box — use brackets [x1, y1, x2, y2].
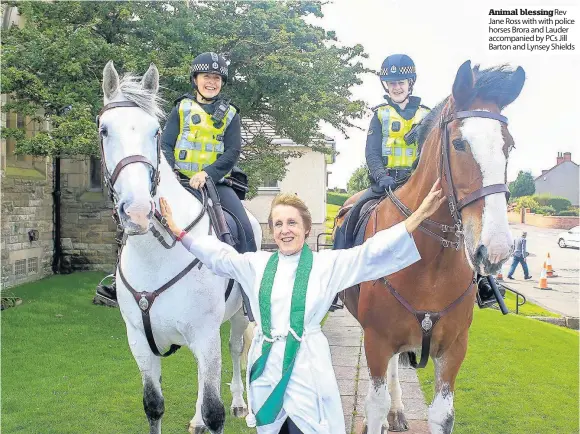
[259, 176, 279, 189]
[27, 257, 38, 274]
[14, 259, 26, 276]
[89, 156, 103, 190]
[16, 112, 25, 129]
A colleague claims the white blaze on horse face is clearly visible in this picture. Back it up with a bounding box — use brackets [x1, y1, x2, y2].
[101, 107, 159, 232]
[460, 116, 513, 267]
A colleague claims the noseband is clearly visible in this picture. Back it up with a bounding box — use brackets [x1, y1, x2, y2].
[387, 109, 511, 250]
[97, 101, 161, 200]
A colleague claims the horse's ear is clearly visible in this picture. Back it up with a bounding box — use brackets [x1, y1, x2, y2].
[103, 61, 120, 100]
[452, 60, 475, 110]
[142, 63, 159, 94]
[499, 66, 525, 108]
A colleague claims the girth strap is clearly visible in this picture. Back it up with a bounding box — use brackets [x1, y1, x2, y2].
[382, 275, 476, 368]
[118, 257, 200, 357]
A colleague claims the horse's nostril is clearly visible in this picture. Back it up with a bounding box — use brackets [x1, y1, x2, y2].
[118, 201, 127, 217]
[475, 245, 486, 261]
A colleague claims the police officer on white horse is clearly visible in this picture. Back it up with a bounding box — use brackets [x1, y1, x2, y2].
[95, 52, 257, 315]
[160, 52, 256, 253]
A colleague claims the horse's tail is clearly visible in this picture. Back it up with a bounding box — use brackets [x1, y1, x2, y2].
[241, 321, 255, 371]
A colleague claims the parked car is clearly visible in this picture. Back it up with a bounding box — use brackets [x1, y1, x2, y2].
[557, 226, 579, 248]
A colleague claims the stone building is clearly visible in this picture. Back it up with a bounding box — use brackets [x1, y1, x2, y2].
[1, 5, 333, 288]
[1, 5, 116, 289]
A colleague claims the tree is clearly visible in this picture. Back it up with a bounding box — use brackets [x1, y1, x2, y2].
[347, 164, 370, 195]
[509, 171, 535, 198]
[1, 1, 368, 195]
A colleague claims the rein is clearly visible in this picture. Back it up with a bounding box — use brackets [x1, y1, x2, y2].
[381, 108, 511, 368]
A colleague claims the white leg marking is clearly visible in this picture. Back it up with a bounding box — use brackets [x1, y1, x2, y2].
[428, 383, 455, 434]
[365, 375, 391, 433]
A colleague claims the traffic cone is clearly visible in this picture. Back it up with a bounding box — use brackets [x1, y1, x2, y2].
[535, 263, 552, 290]
[546, 253, 558, 277]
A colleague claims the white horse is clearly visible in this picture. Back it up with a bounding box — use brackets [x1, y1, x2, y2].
[99, 60, 261, 434]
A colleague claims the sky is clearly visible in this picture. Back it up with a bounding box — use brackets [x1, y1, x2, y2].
[306, 0, 579, 189]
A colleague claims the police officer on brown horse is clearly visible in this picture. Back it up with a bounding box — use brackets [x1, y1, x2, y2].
[334, 54, 499, 307]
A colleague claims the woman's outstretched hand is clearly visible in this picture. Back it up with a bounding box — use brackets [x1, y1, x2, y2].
[160, 197, 182, 237]
[404, 178, 447, 234]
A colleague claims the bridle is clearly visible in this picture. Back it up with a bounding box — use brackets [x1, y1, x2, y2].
[381, 108, 512, 368]
[97, 100, 208, 248]
[96, 100, 216, 357]
[97, 101, 162, 201]
[387, 108, 511, 250]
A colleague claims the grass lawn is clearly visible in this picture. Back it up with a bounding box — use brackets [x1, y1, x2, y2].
[325, 203, 340, 232]
[417, 308, 579, 434]
[503, 290, 560, 317]
[1, 272, 254, 434]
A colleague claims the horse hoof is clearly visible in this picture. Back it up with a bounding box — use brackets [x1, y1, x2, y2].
[187, 423, 208, 434]
[387, 410, 409, 431]
[361, 425, 389, 434]
[231, 406, 248, 418]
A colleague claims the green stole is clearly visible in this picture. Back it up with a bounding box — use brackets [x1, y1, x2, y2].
[249, 244, 313, 426]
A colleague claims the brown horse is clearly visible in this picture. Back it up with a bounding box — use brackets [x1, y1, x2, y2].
[335, 61, 525, 433]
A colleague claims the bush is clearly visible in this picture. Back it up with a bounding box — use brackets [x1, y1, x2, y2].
[557, 209, 579, 216]
[535, 205, 556, 216]
[532, 195, 571, 213]
[327, 192, 350, 207]
[547, 197, 572, 213]
[514, 196, 540, 212]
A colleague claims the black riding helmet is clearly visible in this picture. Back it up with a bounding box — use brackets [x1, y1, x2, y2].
[379, 54, 417, 95]
[190, 52, 229, 101]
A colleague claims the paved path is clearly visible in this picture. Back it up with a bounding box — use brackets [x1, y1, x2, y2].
[501, 223, 579, 318]
[323, 308, 429, 434]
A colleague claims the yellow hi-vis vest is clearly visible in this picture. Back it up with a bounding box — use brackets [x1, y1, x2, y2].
[174, 98, 237, 177]
[376, 104, 430, 169]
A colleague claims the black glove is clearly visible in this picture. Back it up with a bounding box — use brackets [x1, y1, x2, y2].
[378, 175, 396, 191]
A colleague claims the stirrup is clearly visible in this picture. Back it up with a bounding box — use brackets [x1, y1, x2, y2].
[475, 291, 496, 309]
[93, 274, 118, 307]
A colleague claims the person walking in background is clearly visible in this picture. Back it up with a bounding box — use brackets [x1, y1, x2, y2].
[507, 231, 532, 280]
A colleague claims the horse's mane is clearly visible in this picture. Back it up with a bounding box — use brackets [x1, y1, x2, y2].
[416, 64, 518, 151]
[118, 74, 165, 119]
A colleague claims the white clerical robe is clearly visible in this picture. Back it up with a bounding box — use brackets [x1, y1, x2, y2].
[182, 221, 420, 434]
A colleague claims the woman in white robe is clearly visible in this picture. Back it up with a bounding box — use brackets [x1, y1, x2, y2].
[160, 179, 445, 434]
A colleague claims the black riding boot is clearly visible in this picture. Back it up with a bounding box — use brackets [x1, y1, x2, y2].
[94, 277, 118, 307]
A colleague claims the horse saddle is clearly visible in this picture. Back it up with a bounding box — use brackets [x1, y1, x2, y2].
[181, 183, 248, 254]
[334, 191, 382, 250]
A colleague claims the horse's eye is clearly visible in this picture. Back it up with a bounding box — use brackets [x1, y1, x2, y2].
[99, 126, 108, 138]
[452, 139, 466, 151]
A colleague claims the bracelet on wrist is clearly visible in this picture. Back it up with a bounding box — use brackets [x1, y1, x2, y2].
[176, 230, 187, 241]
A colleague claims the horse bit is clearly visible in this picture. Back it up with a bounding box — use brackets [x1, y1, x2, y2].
[382, 108, 511, 368]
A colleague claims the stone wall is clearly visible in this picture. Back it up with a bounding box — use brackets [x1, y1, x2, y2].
[1, 162, 54, 288]
[59, 157, 117, 273]
[508, 211, 579, 230]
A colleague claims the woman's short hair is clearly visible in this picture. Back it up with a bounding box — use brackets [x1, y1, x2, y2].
[268, 193, 312, 235]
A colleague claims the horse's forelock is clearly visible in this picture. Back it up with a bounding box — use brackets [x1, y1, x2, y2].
[117, 74, 165, 120]
[472, 64, 522, 109]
